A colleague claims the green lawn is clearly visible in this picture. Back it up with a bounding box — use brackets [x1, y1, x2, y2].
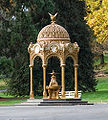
[0, 92, 15, 98]
[82, 77, 108, 102]
[0, 92, 43, 105]
[96, 77, 108, 91]
[0, 92, 27, 105]
[0, 100, 26, 106]
[84, 54, 108, 103]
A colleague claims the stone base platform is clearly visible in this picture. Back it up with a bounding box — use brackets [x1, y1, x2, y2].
[17, 99, 93, 106]
[16, 99, 43, 106]
[39, 99, 93, 106]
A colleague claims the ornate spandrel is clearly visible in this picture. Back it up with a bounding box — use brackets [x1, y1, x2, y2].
[67, 42, 79, 54]
[34, 45, 40, 54]
[29, 41, 79, 66]
[28, 42, 34, 53]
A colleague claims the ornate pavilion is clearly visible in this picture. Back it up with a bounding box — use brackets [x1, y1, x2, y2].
[28, 13, 80, 99]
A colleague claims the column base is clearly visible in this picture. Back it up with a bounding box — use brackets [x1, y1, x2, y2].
[74, 92, 78, 99]
[43, 91, 47, 99]
[30, 91, 34, 99]
[61, 91, 66, 99]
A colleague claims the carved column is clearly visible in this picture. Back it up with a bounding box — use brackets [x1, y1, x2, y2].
[29, 65, 34, 99]
[61, 64, 66, 98]
[42, 64, 47, 99]
[74, 64, 78, 98]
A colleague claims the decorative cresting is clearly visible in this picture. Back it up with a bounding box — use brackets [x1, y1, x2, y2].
[28, 13, 80, 99]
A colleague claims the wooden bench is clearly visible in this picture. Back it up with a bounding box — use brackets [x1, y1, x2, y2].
[59, 91, 82, 99]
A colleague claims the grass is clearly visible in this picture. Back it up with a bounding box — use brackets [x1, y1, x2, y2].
[0, 92, 43, 105]
[0, 100, 26, 106]
[0, 92, 27, 105]
[96, 77, 108, 91]
[82, 77, 108, 102]
[0, 92, 13, 98]
[82, 91, 108, 103]
[82, 54, 107, 102]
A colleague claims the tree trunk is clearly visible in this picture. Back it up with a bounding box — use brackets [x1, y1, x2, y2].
[100, 54, 104, 65]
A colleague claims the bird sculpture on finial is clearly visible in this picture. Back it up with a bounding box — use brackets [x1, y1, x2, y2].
[49, 70, 56, 76]
[49, 70, 59, 76]
[48, 12, 58, 23]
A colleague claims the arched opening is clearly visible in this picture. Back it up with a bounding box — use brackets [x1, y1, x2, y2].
[46, 56, 61, 87]
[65, 57, 74, 91]
[33, 56, 43, 96]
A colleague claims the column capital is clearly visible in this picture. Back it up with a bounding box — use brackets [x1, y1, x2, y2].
[42, 64, 47, 67]
[29, 65, 33, 68]
[73, 64, 78, 67]
[60, 64, 66, 67]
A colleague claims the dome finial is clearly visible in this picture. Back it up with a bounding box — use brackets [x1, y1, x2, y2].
[48, 12, 58, 23]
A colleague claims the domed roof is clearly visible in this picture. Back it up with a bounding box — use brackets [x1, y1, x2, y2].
[37, 22, 70, 42]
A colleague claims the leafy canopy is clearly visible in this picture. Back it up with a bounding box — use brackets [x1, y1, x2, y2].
[84, 0, 108, 43]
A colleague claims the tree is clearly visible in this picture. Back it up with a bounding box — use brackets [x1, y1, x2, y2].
[84, 0, 108, 43]
[0, 56, 13, 79]
[84, 0, 108, 65]
[0, 0, 97, 96]
[0, 0, 54, 96]
[103, 40, 108, 52]
[53, 0, 97, 91]
[91, 40, 104, 65]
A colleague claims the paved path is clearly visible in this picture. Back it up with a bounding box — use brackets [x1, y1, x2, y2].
[0, 104, 108, 120]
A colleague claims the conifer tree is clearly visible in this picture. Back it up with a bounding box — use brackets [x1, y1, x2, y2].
[2, 0, 54, 96]
[53, 0, 97, 91]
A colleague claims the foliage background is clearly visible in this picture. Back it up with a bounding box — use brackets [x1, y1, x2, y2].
[84, 0, 108, 43]
[0, 0, 97, 96]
